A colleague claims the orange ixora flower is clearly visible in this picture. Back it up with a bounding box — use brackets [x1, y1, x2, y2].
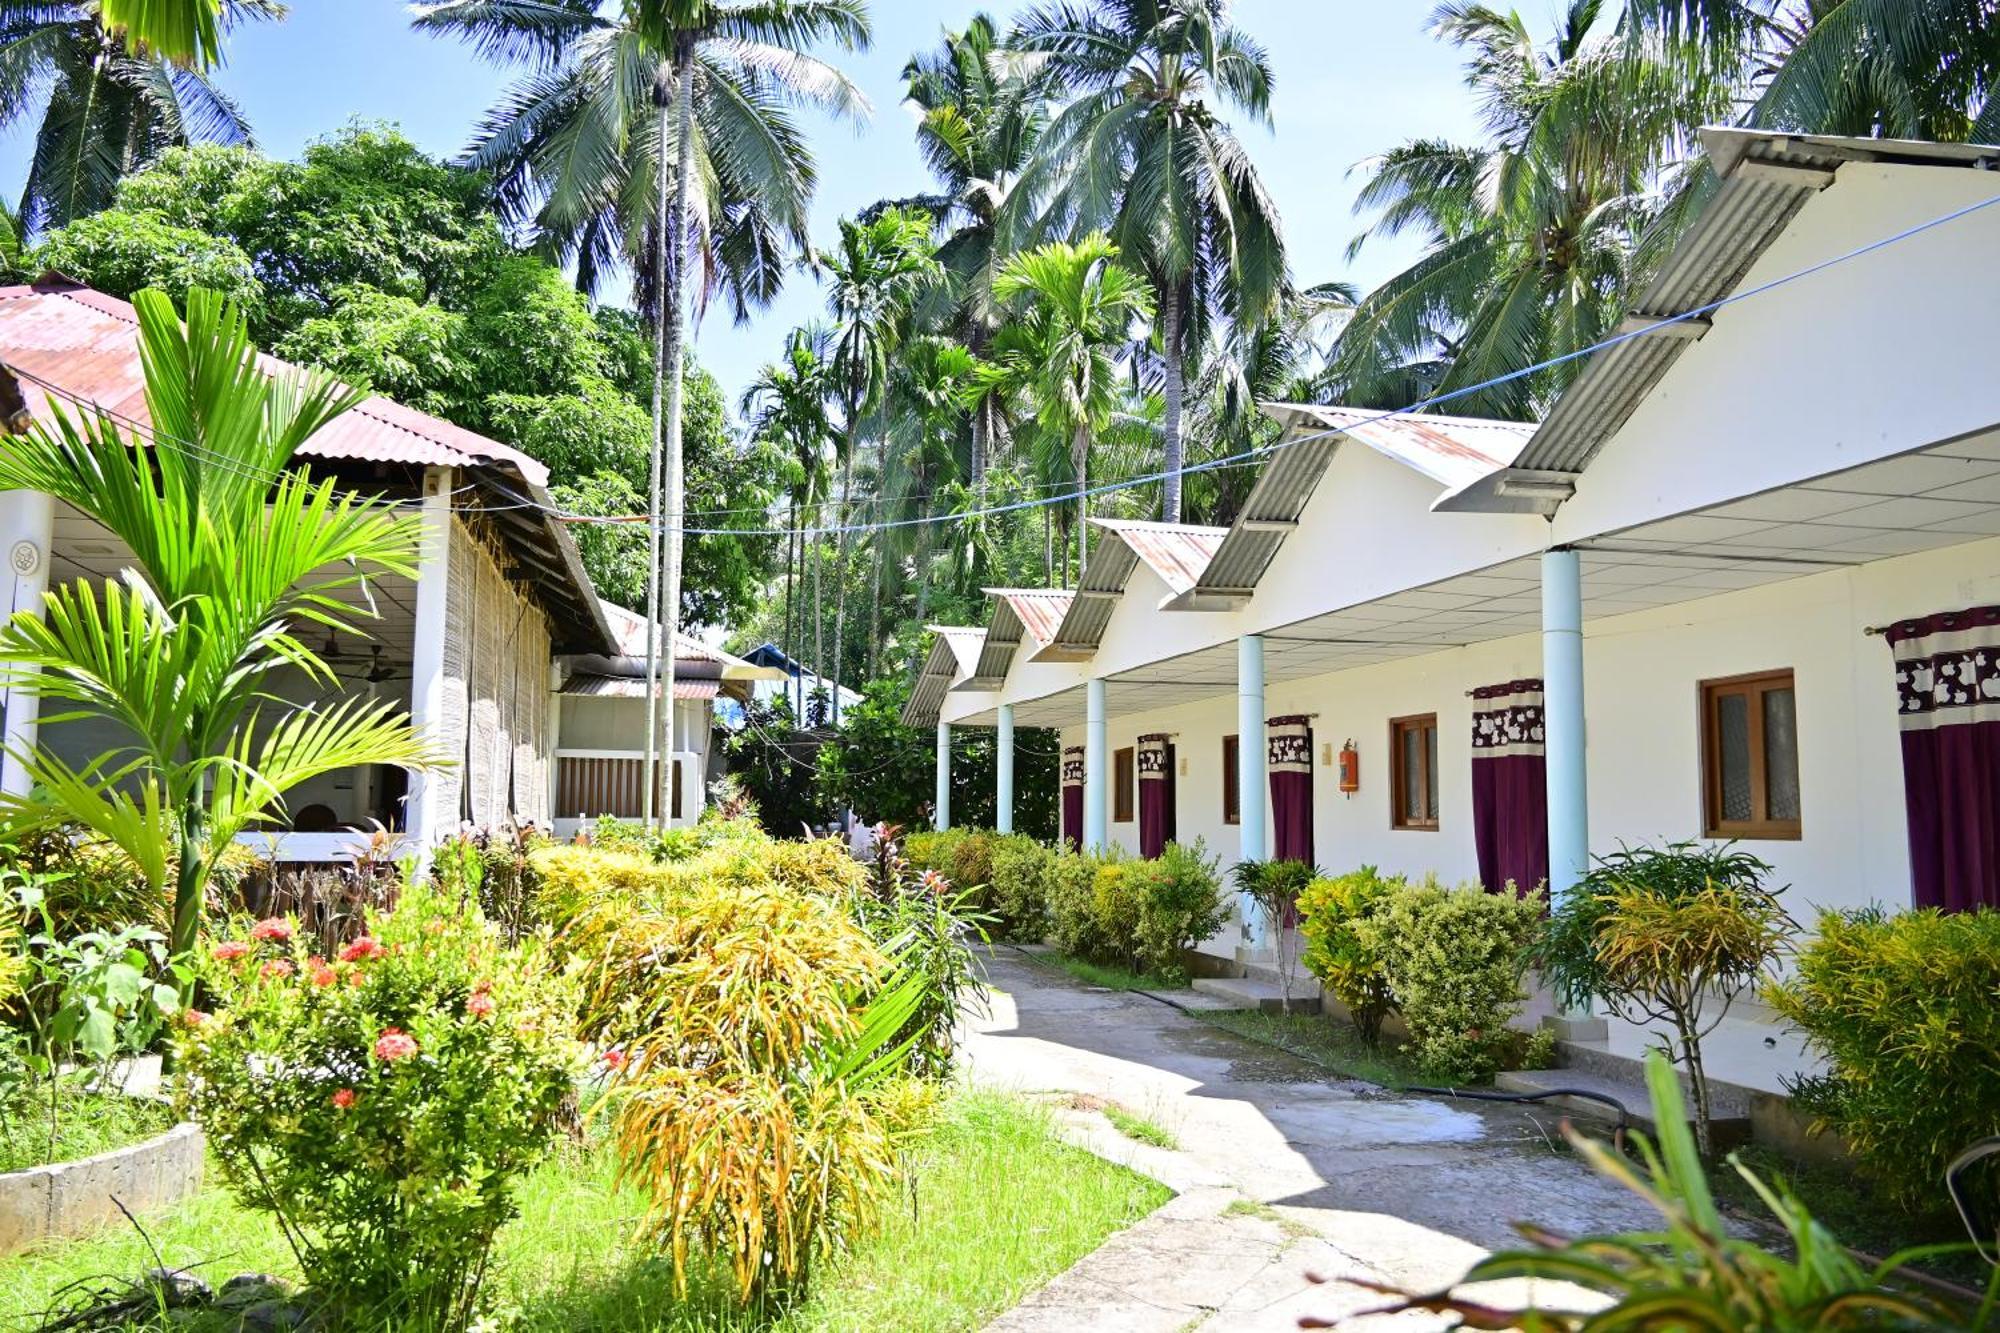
[211, 940, 250, 962]
[600, 1047, 626, 1072]
[308, 958, 338, 987]
[331, 1087, 356, 1110]
[339, 936, 386, 963]
[182, 1009, 211, 1027]
[466, 991, 496, 1019]
[374, 1028, 419, 1062]
[261, 960, 295, 980]
[249, 917, 292, 942]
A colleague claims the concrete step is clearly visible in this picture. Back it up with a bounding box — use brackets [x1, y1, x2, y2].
[1494, 1066, 1753, 1149]
[1190, 976, 1321, 1015]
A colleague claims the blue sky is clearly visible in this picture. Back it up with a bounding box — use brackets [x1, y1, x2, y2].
[2, 0, 1486, 408]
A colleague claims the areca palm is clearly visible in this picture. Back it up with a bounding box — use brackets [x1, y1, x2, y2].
[883, 333, 977, 621]
[0, 288, 433, 969]
[1011, 0, 1286, 524]
[741, 324, 834, 717]
[0, 0, 273, 235]
[973, 234, 1153, 581]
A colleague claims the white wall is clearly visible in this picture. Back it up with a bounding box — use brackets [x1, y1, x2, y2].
[1065, 533, 2000, 951]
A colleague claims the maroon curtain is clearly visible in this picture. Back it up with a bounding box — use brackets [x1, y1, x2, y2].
[1060, 746, 1085, 852]
[1137, 733, 1176, 857]
[1471, 680, 1549, 897]
[1888, 606, 2000, 911]
[1268, 715, 1315, 864]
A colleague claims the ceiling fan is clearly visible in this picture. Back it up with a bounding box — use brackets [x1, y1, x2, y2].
[331, 646, 406, 686]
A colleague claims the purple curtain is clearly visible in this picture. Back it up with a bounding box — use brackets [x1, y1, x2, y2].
[1138, 733, 1176, 858]
[1888, 606, 2000, 912]
[1471, 680, 1549, 897]
[1268, 715, 1315, 864]
[1060, 746, 1085, 852]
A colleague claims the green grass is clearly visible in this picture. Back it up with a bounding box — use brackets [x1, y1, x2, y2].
[1024, 951, 1184, 993]
[0, 1087, 174, 1172]
[1100, 1104, 1177, 1150]
[1196, 1006, 1425, 1090]
[1, 1090, 1167, 1332]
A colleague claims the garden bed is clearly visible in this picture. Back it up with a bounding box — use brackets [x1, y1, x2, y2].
[1, 1090, 1167, 1330]
[0, 1096, 203, 1258]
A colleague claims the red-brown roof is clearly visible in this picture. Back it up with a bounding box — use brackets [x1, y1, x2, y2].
[1090, 519, 1227, 597]
[0, 277, 551, 486]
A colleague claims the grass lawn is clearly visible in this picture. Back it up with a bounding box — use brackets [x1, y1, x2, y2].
[1022, 951, 1186, 994]
[1, 1091, 1167, 1332]
[1196, 1006, 1424, 1090]
[0, 1088, 174, 1172]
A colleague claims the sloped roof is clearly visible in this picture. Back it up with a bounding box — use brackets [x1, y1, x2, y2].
[1261, 404, 1533, 491]
[902, 625, 985, 726]
[1038, 520, 1227, 661]
[963, 588, 1073, 687]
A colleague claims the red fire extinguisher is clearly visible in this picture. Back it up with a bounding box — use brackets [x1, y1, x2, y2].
[1338, 740, 1359, 796]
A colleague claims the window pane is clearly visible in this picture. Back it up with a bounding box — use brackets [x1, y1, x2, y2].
[1716, 691, 1752, 822]
[1763, 686, 1800, 822]
[1423, 725, 1439, 820]
[1401, 725, 1422, 821]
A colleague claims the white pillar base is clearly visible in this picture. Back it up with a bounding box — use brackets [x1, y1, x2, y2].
[1083, 679, 1108, 851]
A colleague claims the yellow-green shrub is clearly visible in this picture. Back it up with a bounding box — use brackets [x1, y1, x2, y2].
[1297, 866, 1404, 1045]
[987, 835, 1055, 940]
[1045, 849, 1110, 960]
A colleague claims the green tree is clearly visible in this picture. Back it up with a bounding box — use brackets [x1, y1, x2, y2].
[0, 288, 431, 969]
[0, 0, 275, 234]
[1012, 0, 1286, 523]
[96, 0, 224, 67]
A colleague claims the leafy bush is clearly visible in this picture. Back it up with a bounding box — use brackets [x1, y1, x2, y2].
[1535, 842, 1789, 1155]
[1769, 906, 2000, 1209]
[181, 878, 581, 1329]
[1132, 841, 1227, 982]
[1041, 844, 1223, 981]
[1297, 866, 1403, 1045]
[902, 827, 998, 903]
[1357, 876, 1545, 1083]
[1343, 1052, 1993, 1330]
[1045, 849, 1109, 961]
[987, 834, 1055, 941]
[852, 828, 987, 1079]
[1231, 859, 1319, 1007]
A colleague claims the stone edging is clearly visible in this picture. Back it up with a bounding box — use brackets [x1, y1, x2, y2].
[0, 1120, 206, 1255]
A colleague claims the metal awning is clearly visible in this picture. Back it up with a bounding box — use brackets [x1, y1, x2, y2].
[901, 625, 985, 727]
[961, 589, 1073, 688]
[1038, 519, 1226, 661]
[561, 674, 720, 700]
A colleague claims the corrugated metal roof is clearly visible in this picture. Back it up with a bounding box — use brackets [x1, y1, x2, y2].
[1261, 404, 1533, 490]
[1181, 422, 1339, 606]
[0, 277, 552, 486]
[1440, 128, 2000, 511]
[562, 673, 720, 700]
[965, 588, 1072, 684]
[901, 625, 986, 726]
[1038, 520, 1225, 660]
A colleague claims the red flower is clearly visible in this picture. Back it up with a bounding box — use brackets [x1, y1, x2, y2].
[308, 960, 337, 988]
[331, 1087, 356, 1110]
[601, 1047, 626, 1072]
[211, 940, 250, 962]
[249, 917, 292, 942]
[339, 936, 385, 963]
[466, 991, 496, 1019]
[374, 1028, 419, 1062]
[182, 1009, 210, 1027]
[261, 960, 294, 980]
[920, 869, 950, 897]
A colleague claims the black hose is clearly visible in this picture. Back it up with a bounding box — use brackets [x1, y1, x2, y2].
[1405, 1083, 1632, 1150]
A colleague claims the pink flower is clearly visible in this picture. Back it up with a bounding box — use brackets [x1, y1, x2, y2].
[601, 1047, 626, 1072]
[211, 940, 250, 962]
[466, 991, 496, 1019]
[250, 917, 292, 942]
[182, 1009, 210, 1027]
[373, 1028, 419, 1062]
[260, 959, 294, 980]
[308, 959, 337, 988]
[920, 869, 951, 897]
[331, 1087, 356, 1110]
[339, 937, 385, 963]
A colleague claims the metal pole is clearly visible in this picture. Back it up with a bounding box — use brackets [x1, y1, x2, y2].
[1084, 678, 1108, 850]
[995, 703, 1015, 834]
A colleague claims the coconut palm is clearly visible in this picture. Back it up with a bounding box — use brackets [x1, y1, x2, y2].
[818, 205, 939, 704]
[1328, 2, 1731, 420]
[741, 325, 835, 717]
[1011, 0, 1286, 524]
[903, 12, 1054, 486]
[96, 0, 222, 66]
[0, 0, 275, 235]
[0, 288, 433, 970]
[973, 234, 1154, 581]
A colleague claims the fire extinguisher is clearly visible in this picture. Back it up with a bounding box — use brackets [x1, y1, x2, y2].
[1338, 740, 1359, 796]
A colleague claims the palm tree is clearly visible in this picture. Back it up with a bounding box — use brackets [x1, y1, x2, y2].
[414, 0, 870, 820]
[0, 0, 274, 235]
[883, 332, 978, 622]
[0, 288, 432, 971]
[741, 325, 834, 717]
[818, 205, 939, 705]
[1327, 2, 1730, 420]
[903, 12, 1053, 486]
[1011, 0, 1286, 524]
[974, 234, 1153, 581]
[96, 0, 222, 66]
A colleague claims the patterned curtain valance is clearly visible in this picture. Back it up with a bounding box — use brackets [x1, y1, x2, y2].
[1137, 733, 1173, 780]
[1267, 715, 1313, 773]
[1888, 606, 2000, 729]
[1472, 679, 1545, 757]
[1061, 746, 1086, 788]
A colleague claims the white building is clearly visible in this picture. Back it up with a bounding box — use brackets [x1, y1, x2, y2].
[909, 129, 2000, 1096]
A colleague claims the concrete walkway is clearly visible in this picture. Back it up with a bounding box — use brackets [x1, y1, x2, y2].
[967, 947, 1658, 1331]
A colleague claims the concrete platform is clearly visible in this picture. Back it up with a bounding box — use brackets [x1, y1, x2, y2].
[1190, 976, 1321, 1014]
[1494, 1066, 1753, 1150]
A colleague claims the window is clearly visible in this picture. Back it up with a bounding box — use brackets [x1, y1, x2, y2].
[1114, 746, 1136, 823]
[1390, 714, 1439, 830]
[1222, 734, 1240, 824]
[1701, 670, 1801, 839]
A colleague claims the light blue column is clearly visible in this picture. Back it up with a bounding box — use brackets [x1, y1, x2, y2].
[1542, 547, 1589, 903]
[1238, 634, 1268, 943]
[995, 703, 1015, 835]
[1084, 678, 1108, 850]
[935, 721, 952, 831]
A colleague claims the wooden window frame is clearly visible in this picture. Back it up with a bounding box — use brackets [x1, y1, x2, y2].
[1700, 668, 1802, 840]
[1389, 713, 1440, 831]
[1114, 746, 1136, 823]
[1222, 734, 1240, 825]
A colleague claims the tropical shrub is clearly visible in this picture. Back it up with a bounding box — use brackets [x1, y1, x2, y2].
[1358, 876, 1546, 1083]
[1231, 859, 1320, 1008]
[852, 829, 987, 1079]
[987, 834, 1056, 940]
[1340, 1052, 1995, 1330]
[180, 879, 581, 1329]
[1041, 843, 1224, 980]
[1132, 841, 1227, 982]
[902, 827, 998, 903]
[1535, 841, 1789, 1156]
[1297, 866, 1404, 1045]
[1045, 848, 1110, 961]
[1769, 906, 2000, 1209]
